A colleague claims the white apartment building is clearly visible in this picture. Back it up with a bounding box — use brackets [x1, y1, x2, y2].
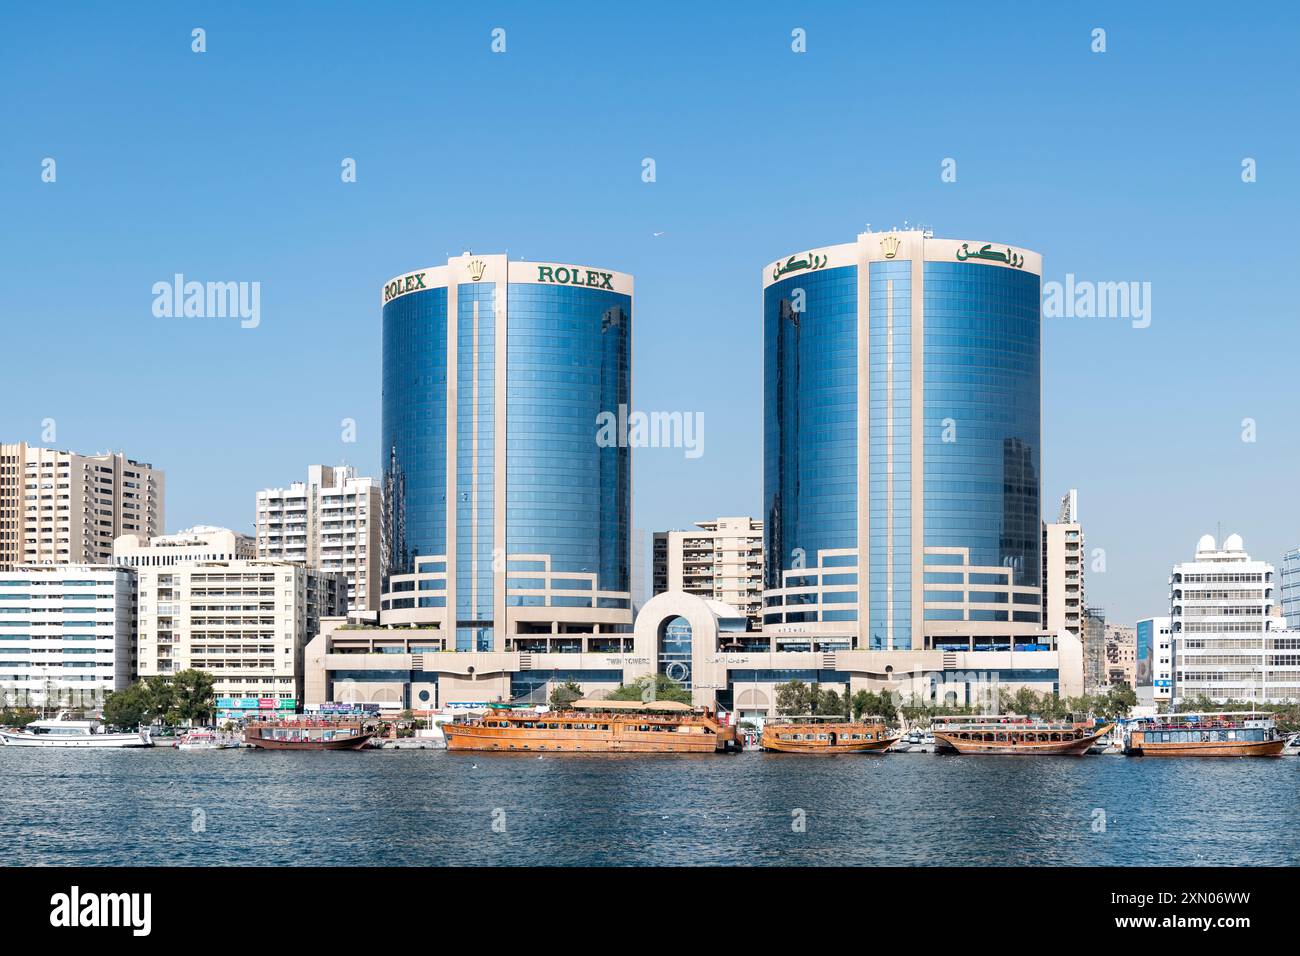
[1170, 533, 1300, 704]
[0, 564, 135, 709]
[1136, 615, 1172, 703]
[114, 525, 255, 568]
[256, 465, 381, 614]
[653, 517, 764, 628]
[1042, 489, 1084, 646]
[0, 443, 164, 571]
[135, 559, 344, 718]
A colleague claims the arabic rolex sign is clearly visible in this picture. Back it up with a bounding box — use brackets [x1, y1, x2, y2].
[955, 243, 1025, 269]
[536, 265, 614, 290]
[771, 252, 829, 283]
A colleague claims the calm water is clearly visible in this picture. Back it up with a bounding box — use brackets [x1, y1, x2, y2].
[1, 748, 1295, 866]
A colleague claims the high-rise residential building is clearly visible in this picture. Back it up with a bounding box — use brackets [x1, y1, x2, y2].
[1105, 622, 1137, 688]
[380, 254, 632, 652]
[1136, 615, 1172, 702]
[0, 443, 163, 571]
[759, 231, 1062, 673]
[114, 525, 255, 568]
[1082, 606, 1108, 692]
[134, 559, 343, 720]
[1042, 489, 1085, 644]
[652, 517, 764, 628]
[256, 465, 381, 614]
[1170, 533, 1300, 704]
[1281, 546, 1300, 627]
[0, 565, 136, 708]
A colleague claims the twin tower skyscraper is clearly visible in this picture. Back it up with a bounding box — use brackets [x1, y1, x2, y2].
[378, 231, 1045, 677]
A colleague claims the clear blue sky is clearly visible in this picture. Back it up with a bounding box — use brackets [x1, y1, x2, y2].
[2, 1, 1297, 625]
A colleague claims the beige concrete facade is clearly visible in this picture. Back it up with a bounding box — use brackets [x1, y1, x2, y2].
[132, 548, 344, 708]
[114, 524, 254, 567]
[1042, 489, 1085, 647]
[0, 443, 163, 571]
[256, 464, 381, 613]
[1106, 623, 1137, 688]
[652, 517, 763, 627]
[305, 590, 1083, 714]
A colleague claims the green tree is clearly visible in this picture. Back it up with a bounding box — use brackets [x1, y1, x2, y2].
[141, 675, 176, 722]
[1010, 686, 1040, 716]
[821, 689, 844, 718]
[775, 680, 810, 716]
[0, 708, 38, 728]
[851, 690, 872, 721]
[170, 669, 216, 725]
[1102, 683, 1138, 719]
[900, 693, 937, 725]
[605, 674, 692, 704]
[102, 684, 150, 729]
[872, 690, 899, 723]
[1038, 693, 1070, 721]
[549, 680, 584, 709]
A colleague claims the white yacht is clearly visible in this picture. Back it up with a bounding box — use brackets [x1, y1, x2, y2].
[0, 712, 153, 748]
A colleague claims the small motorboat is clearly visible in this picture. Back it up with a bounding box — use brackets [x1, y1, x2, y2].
[176, 730, 239, 751]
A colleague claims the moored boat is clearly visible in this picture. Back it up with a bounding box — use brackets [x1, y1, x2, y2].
[931, 714, 1112, 755]
[243, 718, 374, 751]
[0, 712, 152, 748]
[442, 698, 741, 753]
[761, 718, 899, 753]
[176, 730, 239, 750]
[1123, 712, 1287, 757]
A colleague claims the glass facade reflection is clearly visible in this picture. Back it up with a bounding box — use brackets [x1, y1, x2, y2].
[506, 283, 630, 604]
[923, 262, 1040, 589]
[381, 259, 632, 646]
[763, 234, 1042, 649]
[382, 284, 448, 578]
[763, 266, 858, 594]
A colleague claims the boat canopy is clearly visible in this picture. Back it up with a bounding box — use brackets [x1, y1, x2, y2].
[1140, 711, 1277, 721]
[570, 698, 694, 713]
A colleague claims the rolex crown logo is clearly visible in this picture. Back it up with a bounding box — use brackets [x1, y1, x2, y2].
[467, 258, 487, 282]
[880, 234, 901, 259]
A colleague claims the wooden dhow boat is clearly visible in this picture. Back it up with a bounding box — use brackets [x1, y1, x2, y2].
[243, 718, 374, 751]
[1123, 712, 1287, 757]
[931, 714, 1113, 755]
[442, 699, 741, 753]
[761, 717, 900, 753]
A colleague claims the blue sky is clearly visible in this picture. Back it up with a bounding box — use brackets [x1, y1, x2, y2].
[2, 1, 1297, 624]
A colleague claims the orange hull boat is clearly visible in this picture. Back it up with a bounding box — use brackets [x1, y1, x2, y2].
[761, 721, 899, 753]
[444, 706, 738, 754]
[1124, 714, 1288, 757]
